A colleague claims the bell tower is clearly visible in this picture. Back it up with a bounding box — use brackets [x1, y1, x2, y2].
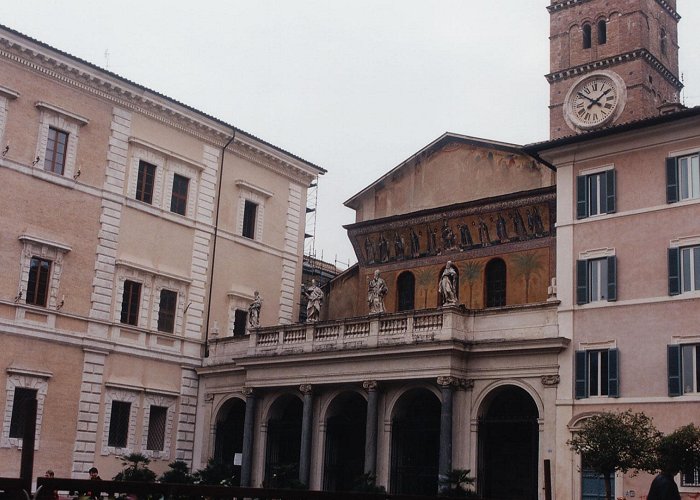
[547, 0, 683, 139]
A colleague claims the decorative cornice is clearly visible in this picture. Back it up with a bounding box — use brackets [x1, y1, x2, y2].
[235, 179, 274, 198]
[546, 49, 682, 90]
[547, 0, 680, 20]
[18, 233, 72, 253]
[35, 101, 89, 126]
[0, 83, 19, 100]
[128, 137, 205, 171]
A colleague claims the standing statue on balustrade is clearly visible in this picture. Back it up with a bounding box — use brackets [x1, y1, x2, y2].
[304, 279, 324, 323]
[439, 261, 458, 306]
[248, 291, 262, 329]
[367, 270, 388, 314]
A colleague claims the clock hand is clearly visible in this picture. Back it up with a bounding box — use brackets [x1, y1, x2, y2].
[587, 88, 613, 109]
[577, 92, 596, 104]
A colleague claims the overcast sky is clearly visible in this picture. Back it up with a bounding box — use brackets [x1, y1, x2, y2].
[3, 1, 699, 267]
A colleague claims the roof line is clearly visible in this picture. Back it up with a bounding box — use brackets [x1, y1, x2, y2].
[0, 23, 326, 174]
[343, 132, 525, 207]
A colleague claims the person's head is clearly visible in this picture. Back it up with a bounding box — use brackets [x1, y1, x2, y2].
[374, 270, 380, 278]
[88, 467, 99, 479]
[45, 470, 54, 478]
[446, 260, 453, 268]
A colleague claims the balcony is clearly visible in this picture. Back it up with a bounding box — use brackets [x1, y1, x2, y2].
[205, 301, 561, 366]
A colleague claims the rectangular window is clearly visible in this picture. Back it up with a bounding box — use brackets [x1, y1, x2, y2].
[146, 405, 168, 451]
[668, 246, 700, 295]
[242, 200, 257, 239]
[233, 309, 248, 337]
[107, 401, 131, 448]
[135, 160, 157, 204]
[43, 127, 68, 175]
[683, 466, 700, 487]
[9, 387, 38, 439]
[576, 170, 616, 219]
[120, 280, 141, 326]
[669, 344, 700, 396]
[170, 174, 189, 216]
[576, 256, 617, 304]
[157, 289, 177, 333]
[667, 153, 700, 203]
[575, 349, 619, 398]
[26, 257, 51, 307]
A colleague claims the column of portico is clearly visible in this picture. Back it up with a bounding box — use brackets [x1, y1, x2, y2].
[240, 387, 256, 487]
[363, 380, 379, 476]
[299, 384, 314, 486]
[437, 376, 456, 494]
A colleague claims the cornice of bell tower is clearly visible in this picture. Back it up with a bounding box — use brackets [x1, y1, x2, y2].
[547, 0, 680, 21]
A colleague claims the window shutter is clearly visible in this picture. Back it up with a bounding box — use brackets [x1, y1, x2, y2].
[607, 348, 619, 397]
[668, 247, 681, 296]
[607, 255, 617, 301]
[666, 157, 679, 204]
[667, 344, 682, 397]
[576, 175, 588, 219]
[576, 260, 589, 305]
[575, 350, 587, 399]
[605, 170, 616, 213]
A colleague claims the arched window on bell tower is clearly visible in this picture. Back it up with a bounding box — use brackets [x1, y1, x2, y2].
[597, 19, 607, 45]
[582, 23, 592, 49]
[660, 28, 667, 55]
[397, 271, 415, 312]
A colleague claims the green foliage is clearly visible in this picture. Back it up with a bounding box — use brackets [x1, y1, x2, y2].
[112, 453, 157, 482]
[568, 410, 661, 500]
[657, 423, 700, 474]
[159, 460, 195, 485]
[351, 472, 385, 493]
[263, 463, 307, 490]
[441, 469, 478, 498]
[192, 458, 236, 486]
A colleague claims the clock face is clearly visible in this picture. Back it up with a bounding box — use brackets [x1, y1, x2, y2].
[566, 74, 623, 130]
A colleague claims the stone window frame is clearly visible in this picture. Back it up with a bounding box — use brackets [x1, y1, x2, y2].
[1, 367, 52, 450]
[227, 288, 255, 337]
[0, 85, 19, 149]
[101, 386, 139, 456]
[128, 139, 201, 218]
[114, 261, 190, 335]
[18, 234, 71, 309]
[235, 180, 273, 243]
[34, 101, 88, 180]
[140, 392, 177, 459]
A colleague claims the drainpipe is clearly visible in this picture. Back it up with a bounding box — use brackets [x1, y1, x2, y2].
[203, 130, 236, 357]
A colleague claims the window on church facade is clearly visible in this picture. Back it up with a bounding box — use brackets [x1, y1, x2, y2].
[9, 387, 38, 439]
[485, 258, 506, 307]
[26, 257, 51, 307]
[233, 309, 248, 337]
[397, 271, 415, 311]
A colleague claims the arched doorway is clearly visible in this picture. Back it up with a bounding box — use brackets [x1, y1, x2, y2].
[485, 258, 507, 307]
[478, 385, 539, 500]
[323, 391, 367, 491]
[213, 398, 245, 484]
[397, 271, 415, 311]
[390, 388, 440, 495]
[265, 395, 303, 488]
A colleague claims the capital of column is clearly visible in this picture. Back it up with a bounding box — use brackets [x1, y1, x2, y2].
[241, 387, 255, 397]
[437, 376, 457, 388]
[299, 384, 313, 395]
[362, 380, 378, 391]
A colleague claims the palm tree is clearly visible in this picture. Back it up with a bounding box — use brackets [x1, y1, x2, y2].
[458, 261, 482, 309]
[512, 252, 544, 302]
[414, 268, 435, 309]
